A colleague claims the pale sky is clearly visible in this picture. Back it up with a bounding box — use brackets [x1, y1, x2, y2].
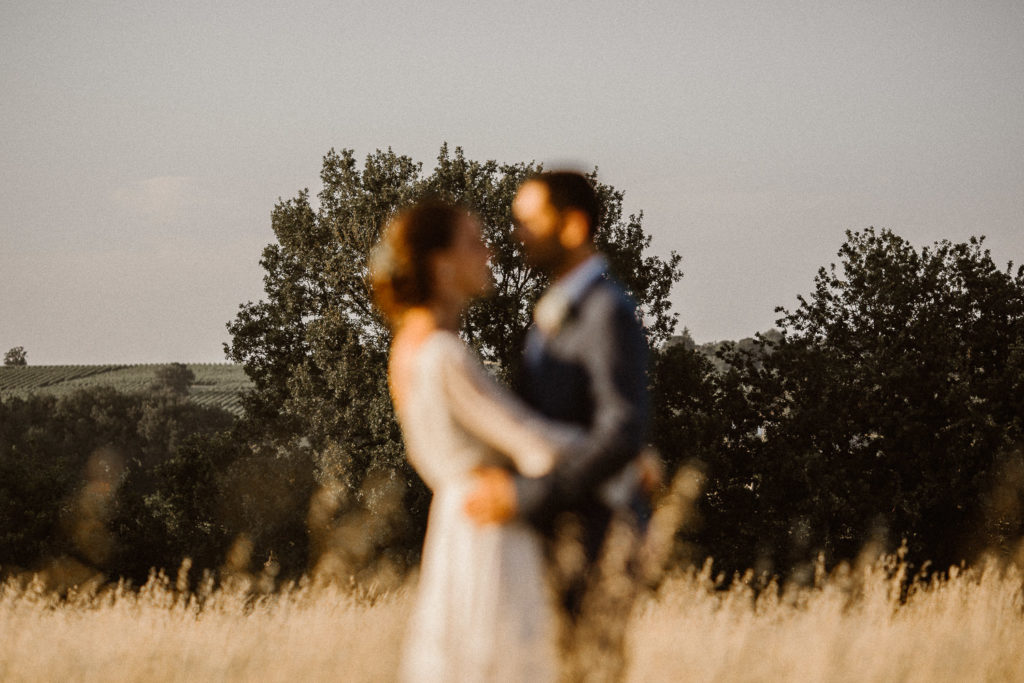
[3, 1, 1022, 364]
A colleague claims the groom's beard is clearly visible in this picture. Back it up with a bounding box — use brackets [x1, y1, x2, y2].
[521, 236, 569, 278]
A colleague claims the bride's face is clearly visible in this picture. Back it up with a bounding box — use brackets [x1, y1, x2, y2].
[434, 214, 494, 303]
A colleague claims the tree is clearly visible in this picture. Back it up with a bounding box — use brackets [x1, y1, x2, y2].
[151, 363, 196, 397]
[225, 144, 683, 568]
[0, 384, 241, 581]
[709, 228, 1024, 576]
[648, 336, 735, 565]
[4, 347, 27, 366]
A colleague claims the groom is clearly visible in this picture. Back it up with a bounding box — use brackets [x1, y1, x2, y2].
[465, 170, 650, 668]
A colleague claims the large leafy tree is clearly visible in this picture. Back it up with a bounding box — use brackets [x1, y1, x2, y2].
[707, 228, 1024, 575]
[4, 347, 27, 366]
[225, 144, 683, 566]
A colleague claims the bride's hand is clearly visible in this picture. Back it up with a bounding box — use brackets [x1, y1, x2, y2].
[638, 447, 665, 495]
[464, 467, 517, 525]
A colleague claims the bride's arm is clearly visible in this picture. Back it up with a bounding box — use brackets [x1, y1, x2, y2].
[439, 340, 580, 477]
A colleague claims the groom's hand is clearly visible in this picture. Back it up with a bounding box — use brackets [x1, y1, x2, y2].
[464, 467, 517, 525]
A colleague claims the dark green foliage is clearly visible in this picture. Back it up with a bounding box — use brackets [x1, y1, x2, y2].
[699, 228, 1024, 576]
[649, 340, 732, 564]
[4, 346, 27, 366]
[109, 392, 237, 581]
[0, 388, 141, 566]
[0, 385, 240, 582]
[212, 438, 317, 579]
[151, 362, 196, 397]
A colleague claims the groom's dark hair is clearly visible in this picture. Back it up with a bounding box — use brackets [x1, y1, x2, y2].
[531, 171, 600, 237]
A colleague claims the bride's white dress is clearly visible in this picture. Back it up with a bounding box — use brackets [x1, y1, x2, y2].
[397, 331, 576, 683]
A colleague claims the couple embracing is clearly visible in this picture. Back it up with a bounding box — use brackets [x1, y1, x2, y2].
[371, 171, 652, 682]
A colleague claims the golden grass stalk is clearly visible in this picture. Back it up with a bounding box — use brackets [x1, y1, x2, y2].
[2, 552, 1023, 682]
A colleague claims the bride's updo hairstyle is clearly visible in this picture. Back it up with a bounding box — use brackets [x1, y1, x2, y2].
[370, 199, 465, 324]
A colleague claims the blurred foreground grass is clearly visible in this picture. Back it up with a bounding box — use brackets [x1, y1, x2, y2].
[2, 554, 1023, 682]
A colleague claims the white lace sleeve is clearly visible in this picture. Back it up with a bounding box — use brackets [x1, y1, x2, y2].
[438, 338, 580, 477]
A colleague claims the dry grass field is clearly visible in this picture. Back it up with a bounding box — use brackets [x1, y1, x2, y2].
[2, 552, 1023, 683]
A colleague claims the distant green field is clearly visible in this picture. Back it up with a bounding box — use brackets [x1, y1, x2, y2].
[0, 364, 252, 416]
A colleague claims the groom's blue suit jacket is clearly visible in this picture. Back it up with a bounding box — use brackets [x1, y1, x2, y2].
[514, 269, 650, 544]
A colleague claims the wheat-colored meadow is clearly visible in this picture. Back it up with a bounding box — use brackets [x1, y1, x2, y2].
[2, 552, 1023, 683]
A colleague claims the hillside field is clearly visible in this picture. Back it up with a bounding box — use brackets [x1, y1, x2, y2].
[0, 364, 252, 416]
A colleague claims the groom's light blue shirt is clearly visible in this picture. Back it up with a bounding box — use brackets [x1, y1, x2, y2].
[524, 255, 607, 369]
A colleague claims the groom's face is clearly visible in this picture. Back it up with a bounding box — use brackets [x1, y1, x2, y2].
[511, 181, 567, 274]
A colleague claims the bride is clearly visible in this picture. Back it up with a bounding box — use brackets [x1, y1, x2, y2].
[370, 200, 577, 682]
